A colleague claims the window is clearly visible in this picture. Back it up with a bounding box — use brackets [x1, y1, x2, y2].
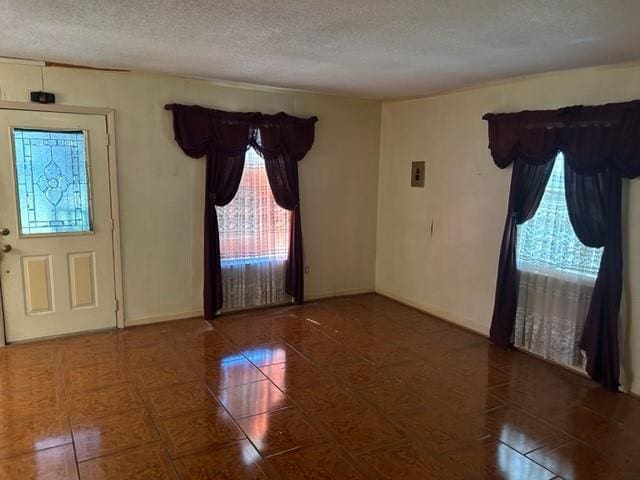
[514, 152, 603, 370]
[217, 147, 290, 311]
[516, 152, 603, 278]
[217, 147, 290, 266]
[12, 129, 92, 236]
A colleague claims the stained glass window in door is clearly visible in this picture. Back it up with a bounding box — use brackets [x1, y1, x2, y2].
[12, 129, 92, 235]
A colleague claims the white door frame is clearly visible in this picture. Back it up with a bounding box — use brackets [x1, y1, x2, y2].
[0, 100, 124, 345]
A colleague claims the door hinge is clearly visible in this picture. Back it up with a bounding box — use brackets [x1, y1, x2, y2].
[105, 132, 111, 147]
[115, 299, 119, 312]
[109, 219, 115, 232]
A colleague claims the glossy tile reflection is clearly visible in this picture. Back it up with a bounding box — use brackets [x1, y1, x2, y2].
[0, 293, 639, 479]
[0, 444, 78, 480]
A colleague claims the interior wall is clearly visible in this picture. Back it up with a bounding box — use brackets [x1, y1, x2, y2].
[0, 64, 381, 325]
[376, 62, 640, 394]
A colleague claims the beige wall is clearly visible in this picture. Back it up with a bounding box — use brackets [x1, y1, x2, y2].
[376, 63, 640, 394]
[0, 64, 381, 325]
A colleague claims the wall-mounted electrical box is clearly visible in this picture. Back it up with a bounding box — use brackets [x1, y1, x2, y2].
[30, 91, 56, 104]
[411, 161, 425, 187]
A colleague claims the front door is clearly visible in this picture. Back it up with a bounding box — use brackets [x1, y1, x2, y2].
[0, 109, 117, 342]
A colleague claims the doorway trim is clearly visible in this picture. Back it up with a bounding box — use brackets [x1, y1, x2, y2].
[0, 101, 124, 345]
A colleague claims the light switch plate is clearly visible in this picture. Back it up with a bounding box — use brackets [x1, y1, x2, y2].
[411, 161, 425, 187]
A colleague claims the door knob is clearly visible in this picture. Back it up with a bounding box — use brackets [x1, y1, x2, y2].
[0, 228, 9, 236]
[1, 244, 11, 253]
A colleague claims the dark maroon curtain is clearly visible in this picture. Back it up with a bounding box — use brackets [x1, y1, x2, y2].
[489, 159, 554, 348]
[565, 164, 623, 389]
[254, 113, 317, 304]
[165, 105, 254, 318]
[165, 104, 317, 318]
[483, 99, 640, 391]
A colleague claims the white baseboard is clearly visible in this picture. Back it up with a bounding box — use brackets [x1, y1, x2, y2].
[374, 287, 489, 337]
[124, 310, 203, 328]
[122, 287, 375, 328]
[306, 287, 375, 301]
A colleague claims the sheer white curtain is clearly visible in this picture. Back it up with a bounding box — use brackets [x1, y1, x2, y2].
[515, 153, 603, 370]
[217, 147, 291, 311]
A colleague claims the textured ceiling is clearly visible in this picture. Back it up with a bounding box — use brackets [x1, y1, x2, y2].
[1, 0, 640, 99]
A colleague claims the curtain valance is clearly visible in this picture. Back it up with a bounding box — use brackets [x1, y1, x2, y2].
[165, 103, 318, 159]
[483, 100, 640, 176]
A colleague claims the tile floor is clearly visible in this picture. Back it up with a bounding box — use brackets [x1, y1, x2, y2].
[0, 293, 639, 479]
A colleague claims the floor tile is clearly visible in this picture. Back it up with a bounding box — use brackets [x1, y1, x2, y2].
[444, 440, 556, 479]
[356, 376, 425, 415]
[293, 339, 362, 367]
[68, 383, 143, 422]
[360, 441, 466, 480]
[527, 440, 631, 480]
[117, 327, 169, 350]
[0, 444, 78, 480]
[174, 440, 270, 479]
[242, 342, 301, 367]
[434, 327, 486, 349]
[427, 381, 505, 415]
[64, 361, 128, 393]
[279, 324, 326, 347]
[0, 412, 72, 459]
[539, 405, 625, 450]
[353, 340, 418, 367]
[497, 356, 583, 391]
[0, 343, 58, 369]
[436, 349, 512, 388]
[319, 405, 406, 453]
[0, 294, 638, 477]
[163, 318, 213, 336]
[155, 407, 245, 458]
[286, 380, 363, 416]
[59, 343, 120, 369]
[389, 313, 453, 335]
[0, 384, 66, 420]
[409, 340, 455, 362]
[143, 381, 219, 419]
[129, 363, 198, 391]
[328, 359, 386, 388]
[237, 407, 326, 457]
[122, 343, 180, 368]
[574, 386, 640, 427]
[178, 334, 244, 365]
[370, 303, 424, 321]
[0, 362, 62, 394]
[202, 358, 267, 391]
[217, 322, 283, 348]
[57, 331, 118, 350]
[396, 404, 488, 454]
[72, 409, 159, 461]
[216, 380, 288, 418]
[482, 406, 572, 455]
[268, 443, 366, 479]
[458, 342, 519, 369]
[258, 358, 322, 391]
[78, 443, 179, 480]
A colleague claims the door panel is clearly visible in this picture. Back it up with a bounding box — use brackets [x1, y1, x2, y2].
[0, 110, 116, 342]
[68, 252, 97, 309]
[22, 255, 53, 314]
